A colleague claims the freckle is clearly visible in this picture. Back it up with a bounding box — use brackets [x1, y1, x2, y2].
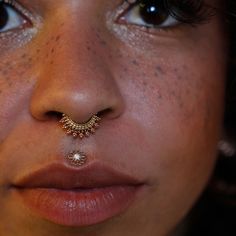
[132, 60, 139, 66]
[156, 66, 165, 75]
[95, 31, 101, 39]
[123, 67, 128, 73]
[55, 35, 61, 42]
[154, 72, 159, 77]
[2, 70, 8, 76]
[51, 48, 55, 54]
[50, 60, 54, 65]
[28, 57, 33, 62]
[36, 49, 40, 53]
[21, 53, 27, 59]
[46, 41, 50, 46]
[142, 81, 148, 86]
[100, 40, 107, 46]
[170, 90, 176, 97]
[60, 22, 65, 27]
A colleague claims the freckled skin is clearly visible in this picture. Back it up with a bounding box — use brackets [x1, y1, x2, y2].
[0, 1, 228, 236]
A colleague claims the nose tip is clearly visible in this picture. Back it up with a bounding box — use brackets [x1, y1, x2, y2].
[30, 76, 124, 124]
[29, 53, 125, 128]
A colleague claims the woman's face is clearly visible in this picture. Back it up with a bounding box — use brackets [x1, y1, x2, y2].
[0, 0, 227, 235]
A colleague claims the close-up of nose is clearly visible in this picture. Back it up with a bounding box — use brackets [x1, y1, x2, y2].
[30, 25, 124, 126]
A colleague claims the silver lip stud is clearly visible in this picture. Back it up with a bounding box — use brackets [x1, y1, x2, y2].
[66, 151, 87, 166]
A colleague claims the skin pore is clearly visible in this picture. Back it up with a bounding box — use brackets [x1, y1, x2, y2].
[0, 0, 228, 235]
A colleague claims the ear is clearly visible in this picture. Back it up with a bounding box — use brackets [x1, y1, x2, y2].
[208, 133, 236, 206]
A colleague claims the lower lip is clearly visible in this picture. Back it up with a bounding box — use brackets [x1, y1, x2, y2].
[13, 185, 140, 227]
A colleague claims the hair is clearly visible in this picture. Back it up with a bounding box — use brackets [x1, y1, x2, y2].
[226, 0, 236, 136]
[186, 2, 236, 235]
[212, 0, 236, 206]
[165, 1, 236, 234]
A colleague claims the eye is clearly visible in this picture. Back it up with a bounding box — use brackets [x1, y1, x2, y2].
[122, 0, 179, 28]
[0, 1, 27, 33]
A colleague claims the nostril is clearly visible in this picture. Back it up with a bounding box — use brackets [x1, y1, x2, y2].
[97, 108, 114, 119]
[45, 111, 62, 120]
[43, 108, 116, 123]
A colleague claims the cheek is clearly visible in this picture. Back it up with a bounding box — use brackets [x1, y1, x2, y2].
[0, 52, 36, 142]
[105, 51, 225, 231]
[110, 49, 225, 180]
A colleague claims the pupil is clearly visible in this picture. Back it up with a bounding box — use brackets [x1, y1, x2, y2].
[0, 3, 8, 30]
[139, 0, 168, 26]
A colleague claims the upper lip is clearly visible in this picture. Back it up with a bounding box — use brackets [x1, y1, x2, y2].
[12, 163, 142, 190]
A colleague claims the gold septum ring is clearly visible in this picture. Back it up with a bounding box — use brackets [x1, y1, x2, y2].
[60, 113, 101, 139]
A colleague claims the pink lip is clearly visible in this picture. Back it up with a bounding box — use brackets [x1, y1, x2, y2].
[12, 163, 144, 227]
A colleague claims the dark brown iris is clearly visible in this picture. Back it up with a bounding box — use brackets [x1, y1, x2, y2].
[138, 0, 169, 26]
[0, 3, 8, 30]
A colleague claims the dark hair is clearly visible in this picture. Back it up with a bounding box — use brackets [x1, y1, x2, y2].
[226, 0, 236, 135]
[186, 2, 236, 235]
[212, 0, 236, 206]
[163, 1, 236, 235]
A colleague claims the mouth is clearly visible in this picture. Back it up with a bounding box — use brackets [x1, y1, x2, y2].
[11, 163, 144, 227]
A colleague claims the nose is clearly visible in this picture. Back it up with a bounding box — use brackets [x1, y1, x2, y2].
[30, 17, 124, 125]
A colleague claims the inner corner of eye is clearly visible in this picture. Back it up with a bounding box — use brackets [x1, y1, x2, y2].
[124, 5, 144, 24]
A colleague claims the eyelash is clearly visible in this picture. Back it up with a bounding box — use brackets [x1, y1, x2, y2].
[123, 0, 216, 27]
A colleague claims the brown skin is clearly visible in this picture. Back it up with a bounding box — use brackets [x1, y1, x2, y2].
[0, 0, 228, 235]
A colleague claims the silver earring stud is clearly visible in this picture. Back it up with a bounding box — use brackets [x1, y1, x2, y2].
[218, 140, 235, 158]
